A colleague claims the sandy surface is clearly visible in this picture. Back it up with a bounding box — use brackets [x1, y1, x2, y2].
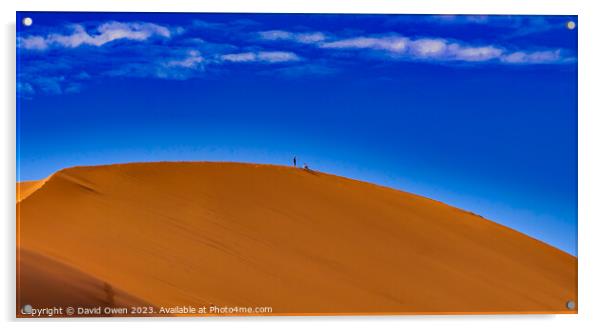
[17, 249, 154, 317]
[16, 162, 577, 316]
[16, 179, 47, 202]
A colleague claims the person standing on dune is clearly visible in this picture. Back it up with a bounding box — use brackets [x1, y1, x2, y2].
[293, 156, 297, 167]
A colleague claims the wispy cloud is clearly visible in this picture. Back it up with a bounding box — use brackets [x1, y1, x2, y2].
[17, 81, 35, 98]
[321, 36, 409, 53]
[448, 44, 504, 62]
[262, 30, 570, 65]
[18, 21, 173, 50]
[322, 35, 505, 62]
[17, 74, 85, 97]
[17, 16, 576, 97]
[501, 50, 564, 64]
[257, 30, 327, 44]
[426, 15, 495, 25]
[420, 15, 570, 38]
[166, 50, 204, 68]
[221, 51, 301, 63]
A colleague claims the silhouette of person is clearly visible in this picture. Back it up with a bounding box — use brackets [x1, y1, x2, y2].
[293, 156, 297, 167]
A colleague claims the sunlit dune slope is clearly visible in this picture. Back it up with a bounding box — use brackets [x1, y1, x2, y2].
[17, 179, 46, 202]
[16, 162, 577, 315]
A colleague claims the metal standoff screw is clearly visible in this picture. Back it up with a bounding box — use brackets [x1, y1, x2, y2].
[566, 21, 576, 30]
[566, 300, 576, 310]
[21, 304, 32, 314]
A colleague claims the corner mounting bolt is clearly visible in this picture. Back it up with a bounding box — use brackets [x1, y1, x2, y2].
[566, 21, 576, 30]
[21, 304, 32, 314]
[22, 17, 33, 27]
[566, 300, 576, 310]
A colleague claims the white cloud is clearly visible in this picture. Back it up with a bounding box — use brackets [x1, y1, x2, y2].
[410, 39, 447, 57]
[18, 20, 575, 98]
[221, 51, 301, 63]
[257, 30, 292, 40]
[319, 35, 506, 63]
[501, 50, 563, 64]
[18, 21, 172, 50]
[405, 39, 504, 62]
[307, 33, 565, 64]
[221, 52, 256, 62]
[321, 36, 409, 53]
[258, 30, 326, 44]
[166, 50, 204, 68]
[296, 32, 327, 43]
[18, 36, 48, 50]
[257, 51, 301, 62]
[447, 44, 504, 62]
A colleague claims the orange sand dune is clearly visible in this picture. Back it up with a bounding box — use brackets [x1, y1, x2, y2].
[16, 162, 577, 316]
[16, 179, 46, 202]
[17, 249, 154, 317]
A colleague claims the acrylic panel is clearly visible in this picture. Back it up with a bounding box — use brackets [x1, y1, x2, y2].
[16, 12, 578, 317]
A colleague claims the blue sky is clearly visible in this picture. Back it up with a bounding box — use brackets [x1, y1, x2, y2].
[16, 13, 577, 255]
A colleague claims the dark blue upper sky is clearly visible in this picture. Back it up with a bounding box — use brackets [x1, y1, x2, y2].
[16, 13, 577, 255]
